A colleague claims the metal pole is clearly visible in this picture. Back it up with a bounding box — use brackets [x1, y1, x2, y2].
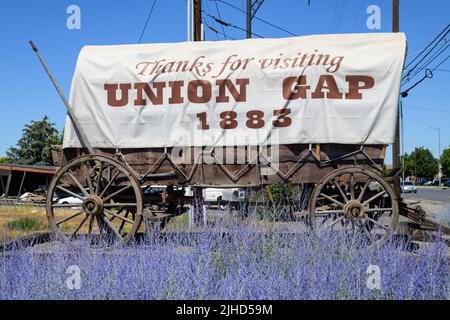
[29, 41, 94, 155]
[193, 0, 202, 41]
[247, 0, 252, 39]
[400, 100, 405, 183]
[187, 0, 191, 41]
[392, 0, 401, 200]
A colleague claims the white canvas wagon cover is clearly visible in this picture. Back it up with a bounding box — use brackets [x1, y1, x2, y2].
[63, 33, 406, 149]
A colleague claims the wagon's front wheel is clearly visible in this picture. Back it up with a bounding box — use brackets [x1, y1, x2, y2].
[308, 166, 399, 247]
[46, 155, 143, 246]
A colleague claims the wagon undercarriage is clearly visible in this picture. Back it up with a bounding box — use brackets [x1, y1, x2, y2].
[43, 144, 449, 248]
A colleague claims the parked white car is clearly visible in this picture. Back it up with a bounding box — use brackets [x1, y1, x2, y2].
[202, 188, 246, 204]
[401, 181, 417, 193]
[57, 196, 84, 205]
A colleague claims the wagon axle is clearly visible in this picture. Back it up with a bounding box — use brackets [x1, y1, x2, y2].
[343, 200, 365, 220]
[82, 196, 103, 216]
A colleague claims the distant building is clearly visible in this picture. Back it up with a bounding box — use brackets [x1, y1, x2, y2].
[0, 164, 56, 199]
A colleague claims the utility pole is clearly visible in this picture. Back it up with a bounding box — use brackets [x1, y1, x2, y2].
[193, 0, 202, 41]
[429, 126, 442, 187]
[392, 0, 401, 200]
[247, 0, 252, 39]
[246, 0, 264, 39]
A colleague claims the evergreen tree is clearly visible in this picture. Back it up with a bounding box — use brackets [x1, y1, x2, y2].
[6, 116, 62, 165]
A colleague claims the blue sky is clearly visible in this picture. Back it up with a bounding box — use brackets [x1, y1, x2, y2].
[0, 0, 449, 164]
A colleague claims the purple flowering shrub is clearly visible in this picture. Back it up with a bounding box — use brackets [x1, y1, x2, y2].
[0, 223, 448, 300]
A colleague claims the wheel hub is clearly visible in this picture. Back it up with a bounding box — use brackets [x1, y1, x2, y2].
[82, 195, 103, 216]
[344, 200, 365, 220]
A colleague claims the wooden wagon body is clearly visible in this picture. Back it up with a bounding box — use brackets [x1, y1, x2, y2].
[54, 144, 386, 187]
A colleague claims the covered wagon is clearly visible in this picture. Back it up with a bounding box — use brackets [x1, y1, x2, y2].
[32, 33, 408, 246]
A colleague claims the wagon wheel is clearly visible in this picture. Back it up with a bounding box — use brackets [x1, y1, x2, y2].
[309, 166, 399, 246]
[46, 155, 143, 246]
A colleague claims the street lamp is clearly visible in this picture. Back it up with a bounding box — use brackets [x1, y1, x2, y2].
[428, 126, 441, 187]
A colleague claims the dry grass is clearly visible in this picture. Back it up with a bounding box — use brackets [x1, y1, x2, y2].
[0, 205, 138, 242]
[0, 206, 49, 241]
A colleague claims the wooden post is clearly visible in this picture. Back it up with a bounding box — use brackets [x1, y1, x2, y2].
[16, 171, 27, 199]
[246, 0, 252, 39]
[5, 172, 12, 198]
[0, 175, 4, 196]
[193, 0, 202, 41]
[392, 0, 401, 201]
[192, 187, 204, 226]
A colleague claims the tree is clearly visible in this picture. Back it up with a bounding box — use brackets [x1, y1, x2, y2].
[402, 147, 438, 178]
[0, 156, 8, 164]
[440, 147, 450, 177]
[6, 116, 62, 166]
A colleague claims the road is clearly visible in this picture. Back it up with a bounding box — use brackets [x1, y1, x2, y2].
[403, 187, 450, 203]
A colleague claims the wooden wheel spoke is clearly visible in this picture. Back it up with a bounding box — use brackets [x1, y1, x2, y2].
[315, 209, 344, 215]
[357, 179, 371, 202]
[52, 203, 83, 208]
[85, 167, 94, 195]
[365, 217, 388, 230]
[99, 170, 121, 198]
[56, 186, 85, 201]
[67, 172, 89, 197]
[101, 215, 123, 240]
[104, 208, 135, 224]
[328, 215, 345, 229]
[362, 190, 386, 206]
[70, 215, 89, 239]
[88, 215, 94, 235]
[358, 220, 374, 240]
[365, 207, 393, 213]
[56, 210, 84, 225]
[319, 192, 345, 207]
[118, 210, 130, 234]
[103, 203, 137, 208]
[332, 179, 348, 203]
[95, 162, 104, 195]
[103, 185, 132, 202]
[350, 173, 355, 200]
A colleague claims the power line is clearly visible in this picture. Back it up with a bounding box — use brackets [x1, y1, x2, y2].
[138, 0, 158, 43]
[203, 11, 264, 38]
[251, 0, 265, 19]
[434, 68, 450, 73]
[212, 0, 298, 36]
[203, 1, 219, 40]
[402, 24, 449, 81]
[403, 41, 449, 84]
[213, 0, 228, 40]
[432, 53, 450, 71]
[404, 24, 449, 70]
[203, 18, 236, 40]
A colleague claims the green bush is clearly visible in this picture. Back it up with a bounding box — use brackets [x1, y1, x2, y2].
[4, 217, 43, 232]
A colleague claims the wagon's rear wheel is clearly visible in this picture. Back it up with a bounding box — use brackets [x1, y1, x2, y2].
[46, 155, 143, 246]
[308, 166, 399, 246]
